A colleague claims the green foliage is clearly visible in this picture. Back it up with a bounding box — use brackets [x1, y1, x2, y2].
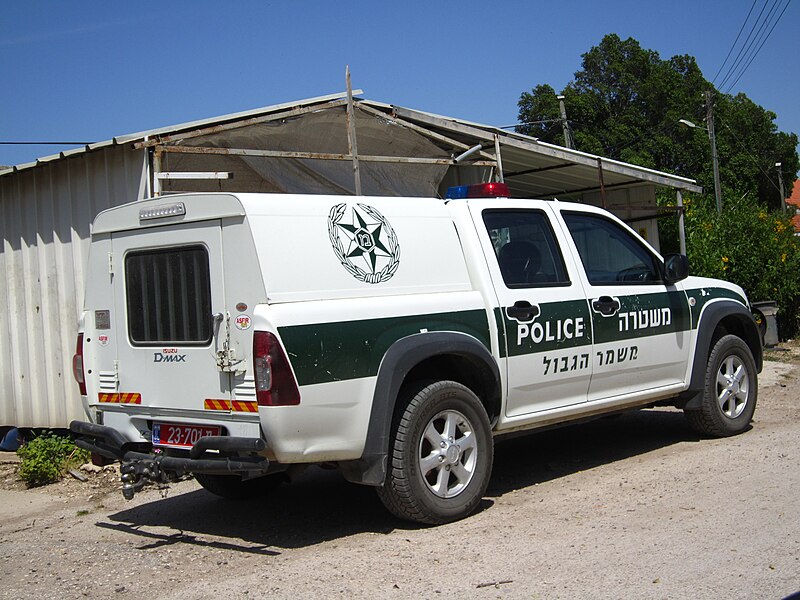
[518, 32, 800, 336]
[683, 195, 800, 337]
[517, 34, 798, 210]
[16, 432, 90, 487]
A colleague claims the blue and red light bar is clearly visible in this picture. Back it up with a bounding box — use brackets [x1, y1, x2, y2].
[445, 182, 511, 199]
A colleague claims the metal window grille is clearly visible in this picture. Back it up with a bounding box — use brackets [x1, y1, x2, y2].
[125, 246, 212, 345]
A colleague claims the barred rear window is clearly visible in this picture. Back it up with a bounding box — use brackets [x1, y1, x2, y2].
[125, 246, 212, 345]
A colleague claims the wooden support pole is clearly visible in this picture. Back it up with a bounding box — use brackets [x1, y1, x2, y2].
[345, 66, 362, 196]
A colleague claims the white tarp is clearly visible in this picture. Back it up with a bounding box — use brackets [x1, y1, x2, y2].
[160, 107, 453, 197]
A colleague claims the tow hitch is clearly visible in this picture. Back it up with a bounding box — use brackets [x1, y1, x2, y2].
[120, 455, 170, 500]
[70, 420, 270, 499]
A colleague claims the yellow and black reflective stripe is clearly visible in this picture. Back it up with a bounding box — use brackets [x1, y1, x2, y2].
[98, 393, 142, 404]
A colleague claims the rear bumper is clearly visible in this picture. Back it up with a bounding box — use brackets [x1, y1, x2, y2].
[70, 420, 270, 476]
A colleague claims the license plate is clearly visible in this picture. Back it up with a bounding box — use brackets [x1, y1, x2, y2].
[152, 423, 220, 448]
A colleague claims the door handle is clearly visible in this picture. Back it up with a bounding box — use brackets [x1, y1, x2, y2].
[506, 301, 541, 322]
[592, 296, 620, 316]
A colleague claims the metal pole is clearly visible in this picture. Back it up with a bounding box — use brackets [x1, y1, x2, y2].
[144, 137, 153, 199]
[153, 147, 163, 197]
[596, 158, 607, 209]
[776, 162, 786, 211]
[557, 95, 572, 149]
[677, 190, 686, 255]
[705, 91, 722, 214]
[493, 134, 504, 183]
[345, 66, 362, 196]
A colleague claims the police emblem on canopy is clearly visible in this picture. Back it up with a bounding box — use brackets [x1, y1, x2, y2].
[328, 203, 401, 284]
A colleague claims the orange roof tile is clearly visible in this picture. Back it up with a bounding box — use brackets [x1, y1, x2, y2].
[788, 179, 800, 208]
[787, 180, 800, 232]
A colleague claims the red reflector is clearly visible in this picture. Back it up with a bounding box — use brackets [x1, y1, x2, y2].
[253, 331, 301, 406]
[467, 182, 510, 198]
[73, 333, 86, 395]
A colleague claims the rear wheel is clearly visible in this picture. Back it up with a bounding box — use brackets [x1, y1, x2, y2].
[195, 472, 286, 500]
[685, 334, 758, 437]
[377, 380, 493, 525]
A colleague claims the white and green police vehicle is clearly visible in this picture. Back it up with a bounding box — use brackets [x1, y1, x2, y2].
[71, 184, 762, 524]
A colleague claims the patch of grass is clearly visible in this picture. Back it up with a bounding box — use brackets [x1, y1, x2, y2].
[16, 432, 90, 487]
[76, 509, 90, 517]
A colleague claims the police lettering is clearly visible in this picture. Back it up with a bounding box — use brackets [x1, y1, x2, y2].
[517, 317, 585, 345]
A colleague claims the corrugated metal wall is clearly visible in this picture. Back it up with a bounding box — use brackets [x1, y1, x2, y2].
[0, 146, 147, 428]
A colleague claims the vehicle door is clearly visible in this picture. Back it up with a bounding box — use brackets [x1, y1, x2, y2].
[110, 220, 231, 423]
[558, 208, 691, 402]
[468, 201, 593, 416]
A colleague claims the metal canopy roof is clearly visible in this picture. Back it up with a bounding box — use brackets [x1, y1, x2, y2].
[0, 91, 702, 196]
[364, 101, 701, 197]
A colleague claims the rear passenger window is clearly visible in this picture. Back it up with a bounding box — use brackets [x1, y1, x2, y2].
[483, 210, 570, 288]
[125, 246, 212, 345]
[562, 211, 661, 285]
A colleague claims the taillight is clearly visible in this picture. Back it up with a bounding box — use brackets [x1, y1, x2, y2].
[253, 331, 300, 406]
[72, 333, 86, 395]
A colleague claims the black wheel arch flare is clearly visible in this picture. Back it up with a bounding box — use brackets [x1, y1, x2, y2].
[681, 300, 762, 410]
[338, 331, 501, 486]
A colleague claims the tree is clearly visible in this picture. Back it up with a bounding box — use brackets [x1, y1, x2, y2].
[517, 34, 798, 209]
[518, 34, 800, 336]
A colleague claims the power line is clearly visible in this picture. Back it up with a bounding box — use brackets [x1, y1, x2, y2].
[718, 0, 792, 94]
[717, 0, 776, 91]
[724, 0, 793, 93]
[711, 0, 759, 85]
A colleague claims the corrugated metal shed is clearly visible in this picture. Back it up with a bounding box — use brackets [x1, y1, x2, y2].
[0, 91, 701, 429]
[0, 146, 146, 427]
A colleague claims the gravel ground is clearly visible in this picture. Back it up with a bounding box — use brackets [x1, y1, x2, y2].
[1, 350, 798, 600]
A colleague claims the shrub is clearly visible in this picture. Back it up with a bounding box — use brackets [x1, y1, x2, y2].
[682, 195, 800, 338]
[16, 432, 90, 487]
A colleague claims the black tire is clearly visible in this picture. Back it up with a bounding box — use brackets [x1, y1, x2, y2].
[376, 380, 493, 525]
[195, 472, 286, 500]
[685, 334, 758, 437]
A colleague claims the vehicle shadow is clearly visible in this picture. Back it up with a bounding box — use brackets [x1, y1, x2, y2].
[489, 407, 701, 497]
[102, 408, 701, 552]
[102, 467, 406, 554]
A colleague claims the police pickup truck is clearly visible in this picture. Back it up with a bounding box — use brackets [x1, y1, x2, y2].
[71, 184, 761, 524]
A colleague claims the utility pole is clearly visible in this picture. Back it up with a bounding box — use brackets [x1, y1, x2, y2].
[776, 162, 786, 211]
[557, 95, 573, 149]
[705, 90, 722, 214]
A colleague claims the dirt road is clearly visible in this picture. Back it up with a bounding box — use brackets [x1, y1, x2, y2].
[1, 354, 798, 599]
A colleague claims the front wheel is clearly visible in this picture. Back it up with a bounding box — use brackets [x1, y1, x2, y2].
[685, 334, 758, 437]
[377, 380, 493, 525]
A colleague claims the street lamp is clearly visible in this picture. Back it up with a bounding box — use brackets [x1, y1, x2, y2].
[679, 118, 722, 214]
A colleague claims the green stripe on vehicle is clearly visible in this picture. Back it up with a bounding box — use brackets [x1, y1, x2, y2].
[591, 290, 691, 344]
[279, 309, 491, 386]
[685, 287, 747, 328]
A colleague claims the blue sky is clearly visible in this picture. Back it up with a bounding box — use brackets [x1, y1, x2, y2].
[1, 1, 797, 173]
